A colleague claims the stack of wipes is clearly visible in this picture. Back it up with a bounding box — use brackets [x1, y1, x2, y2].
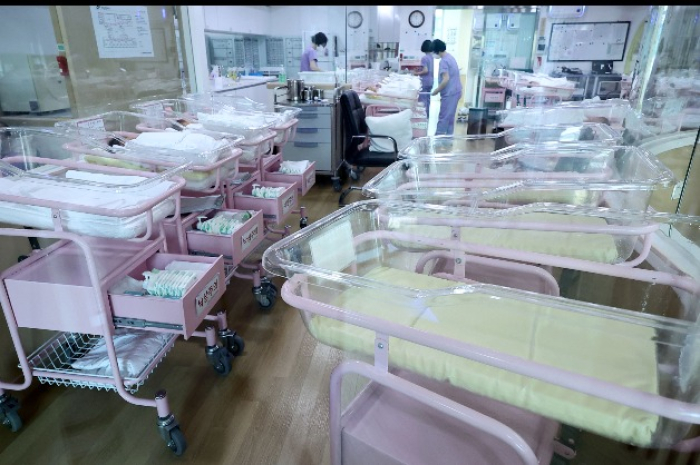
[278, 160, 310, 175]
[196, 210, 253, 235]
[251, 184, 285, 198]
[70, 328, 171, 377]
[142, 268, 199, 298]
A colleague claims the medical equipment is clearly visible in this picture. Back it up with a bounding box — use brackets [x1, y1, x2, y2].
[0, 130, 247, 455]
[262, 199, 700, 463]
[498, 70, 577, 108]
[128, 99, 311, 227]
[126, 97, 309, 309]
[0, 127, 188, 241]
[55, 111, 244, 192]
[132, 99, 311, 214]
[363, 144, 676, 213]
[128, 98, 285, 172]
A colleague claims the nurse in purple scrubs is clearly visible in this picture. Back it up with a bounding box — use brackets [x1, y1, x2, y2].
[431, 39, 463, 136]
[412, 40, 434, 119]
[300, 32, 328, 72]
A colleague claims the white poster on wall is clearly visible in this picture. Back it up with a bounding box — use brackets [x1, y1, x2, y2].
[90, 5, 154, 59]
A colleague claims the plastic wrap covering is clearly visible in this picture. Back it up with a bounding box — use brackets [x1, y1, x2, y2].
[263, 199, 700, 449]
[55, 111, 243, 192]
[185, 93, 268, 112]
[399, 124, 623, 157]
[363, 144, 675, 212]
[129, 98, 279, 142]
[0, 127, 187, 238]
[497, 99, 632, 129]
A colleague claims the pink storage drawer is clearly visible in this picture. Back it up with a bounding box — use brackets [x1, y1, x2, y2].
[109, 252, 225, 339]
[263, 159, 316, 196]
[233, 180, 297, 225]
[185, 209, 265, 266]
[3, 238, 160, 335]
[224, 172, 260, 209]
[261, 152, 283, 173]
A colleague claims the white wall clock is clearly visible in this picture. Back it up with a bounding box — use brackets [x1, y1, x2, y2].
[408, 10, 425, 28]
[348, 10, 363, 29]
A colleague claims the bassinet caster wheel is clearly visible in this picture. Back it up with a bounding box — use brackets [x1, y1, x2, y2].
[206, 344, 233, 376]
[331, 176, 342, 192]
[300, 216, 309, 228]
[157, 411, 187, 456]
[253, 285, 277, 310]
[261, 277, 278, 297]
[0, 394, 21, 432]
[219, 329, 245, 357]
[166, 427, 187, 456]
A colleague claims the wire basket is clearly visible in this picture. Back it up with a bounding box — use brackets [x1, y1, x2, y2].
[26, 331, 177, 394]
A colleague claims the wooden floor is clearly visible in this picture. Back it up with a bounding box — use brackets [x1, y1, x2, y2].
[1, 120, 699, 464]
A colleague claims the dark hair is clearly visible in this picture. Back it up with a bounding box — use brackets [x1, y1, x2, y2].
[432, 39, 447, 54]
[312, 32, 328, 47]
[420, 40, 433, 53]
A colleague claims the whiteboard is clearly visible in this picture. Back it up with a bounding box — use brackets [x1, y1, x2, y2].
[547, 21, 630, 62]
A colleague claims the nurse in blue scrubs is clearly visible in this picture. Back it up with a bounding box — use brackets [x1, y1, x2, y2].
[431, 39, 463, 136]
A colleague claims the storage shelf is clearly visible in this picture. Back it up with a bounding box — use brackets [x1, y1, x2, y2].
[26, 331, 177, 394]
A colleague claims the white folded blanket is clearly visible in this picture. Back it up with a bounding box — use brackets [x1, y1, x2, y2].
[70, 329, 172, 377]
[0, 170, 174, 210]
[0, 171, 176, 238]
[278, 160, 310, 175]
[197, 112, 277, 129]
[126, 131, 229, 156]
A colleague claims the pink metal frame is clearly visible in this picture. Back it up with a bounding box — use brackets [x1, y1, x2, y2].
[280, 270, 700, 452]
[62, 138, 244, 197]
[0, 226, 236, 423]
[0, 156, 187, 253]
[329, 360, 540, 465]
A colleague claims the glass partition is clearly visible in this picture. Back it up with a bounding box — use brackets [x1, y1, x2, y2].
[629, 5, 700, 217]
[0, 6, 189, 125]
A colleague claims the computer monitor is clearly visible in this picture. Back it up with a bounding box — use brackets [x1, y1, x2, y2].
[591, 60, 614, 75]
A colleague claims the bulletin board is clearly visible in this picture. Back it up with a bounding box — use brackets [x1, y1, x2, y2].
[547, 21, 630, 62]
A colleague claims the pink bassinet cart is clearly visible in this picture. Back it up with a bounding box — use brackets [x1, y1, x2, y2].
[262, 199, 700, 464]
[0, 127, 246, 456]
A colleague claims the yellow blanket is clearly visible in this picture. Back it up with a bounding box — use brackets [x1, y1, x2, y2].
[390, 212, 620, 263]
[307, 267, 659, 446]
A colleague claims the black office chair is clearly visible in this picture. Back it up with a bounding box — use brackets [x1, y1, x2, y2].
[332, 90, 399, 207]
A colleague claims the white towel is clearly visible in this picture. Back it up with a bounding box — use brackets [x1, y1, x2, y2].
[278, 160, 310, 175]
[70, 329, 171, 377]
[0, 171, 174, 210]
[126, 131, 229, 154]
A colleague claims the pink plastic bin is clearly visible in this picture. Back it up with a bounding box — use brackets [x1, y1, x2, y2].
[225, 172, 260, 209]
[233, 180, 297, 225]
[3, 238, 224, 339]
[108, 253, 225, 339]
[261, 152, 283, 174]
[263, 159, 317, 196]
[185, 209, 265, 265]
